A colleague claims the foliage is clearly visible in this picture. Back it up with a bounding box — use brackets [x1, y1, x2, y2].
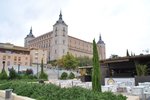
[25, 69, 33, 75]
[58, 52, 78, 69]
[136, 64, 148, 76]
[0, 81, 127, 100]
[39, 59, 48, 80]
[68, 72, 75, 79]
[8, 67, 18, 79]
[60, 72, 68, 80]
[92, 39, 101, 92]
[77, 56, 92, 67]
[0, 69, 8, 80]
[48, 60, 58, 67]
[126, 49, 130, 56]
[110, 54, 119, 58]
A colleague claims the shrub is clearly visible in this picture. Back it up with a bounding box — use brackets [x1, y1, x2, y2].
[9, 67, 18, 79]
[26, 69, 33, 75]
[60, 72, 68, 80]
[68, 72, 75, 79]
[39, 72, 48, 80]
[0, 69, 8, 80]
[0, 81, 127, 100]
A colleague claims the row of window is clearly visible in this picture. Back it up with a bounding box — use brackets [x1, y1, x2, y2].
[70, 40, 92, 48]
[3, 61, 28, 66]
[55, 40, 65, 45]
[2, 56, 28, 61]
[55, 31, 66, 37]
[29, 33, 51, 45]
[55, 49, 65, 54]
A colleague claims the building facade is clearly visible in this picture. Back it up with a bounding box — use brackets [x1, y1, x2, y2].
[24, 12, 106, 61]
[30, 48, 47, 67]
[0, 43, 30, 72]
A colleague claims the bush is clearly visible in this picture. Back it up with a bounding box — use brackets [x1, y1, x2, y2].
[39, 72, 48, 80]
[9, 67, 18, 79]
[60, 72, 68, 80]
[0, 69, 8, 80]
[26, 69, 33, 75]
[0, 81, 127, 100]
[68, 72, 75, 79]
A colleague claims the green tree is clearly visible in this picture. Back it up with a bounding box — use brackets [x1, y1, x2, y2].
[68, 72, 75, 79]
[136, 64, 148, 76]
[126, 49, 130, 56]
[9, 67, 18, 79]
[77, 56, 92, 67]
[60, 72, 68, 80]
[0, 69, 8, 80]
[39, 59, 48, 80]
[58, 52, 78, 69]
[92, 39, 101, 92]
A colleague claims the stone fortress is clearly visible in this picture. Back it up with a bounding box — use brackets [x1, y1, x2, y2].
[24, 12, 106, 61]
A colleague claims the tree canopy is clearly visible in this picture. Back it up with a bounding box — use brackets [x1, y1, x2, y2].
[57, 52, 78, 69]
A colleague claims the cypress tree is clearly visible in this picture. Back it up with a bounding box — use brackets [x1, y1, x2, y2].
[92, 39, 101, 92]
[126, 49, 130, 56]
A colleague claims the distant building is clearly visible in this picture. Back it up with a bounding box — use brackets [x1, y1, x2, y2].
[24, 12, 106, 61]
[0, 43, 30, 71]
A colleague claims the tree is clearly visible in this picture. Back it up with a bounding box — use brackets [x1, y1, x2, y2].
[39, 58, 48, 80]
[136, 64, 148, 76]
[92, 39, 101, 92]
[126, 49, 130, 57]
[9, 67, 18, 79]
[77, 56, 92, 67]
[0, 68, 8, 80]
[58, 52, 78, 69]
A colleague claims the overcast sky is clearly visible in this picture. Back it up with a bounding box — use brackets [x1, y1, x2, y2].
[0, 0, 150, 58]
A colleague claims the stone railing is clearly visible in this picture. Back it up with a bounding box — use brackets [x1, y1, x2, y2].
[0, 90, 35, 100]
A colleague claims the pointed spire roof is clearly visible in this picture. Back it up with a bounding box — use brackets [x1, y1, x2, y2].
[29, 27, 32, 35]
[53, 11, 67, 26]
[97, 33, 105, 44]
[59, 11, 62, 20]
[25, 27, 35, 38]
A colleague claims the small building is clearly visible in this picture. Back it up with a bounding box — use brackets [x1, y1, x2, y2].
[100, 54, 150, 85]
[0, 43, 30, 72]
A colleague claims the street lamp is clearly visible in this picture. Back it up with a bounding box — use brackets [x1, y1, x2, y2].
[2, 61, 5, 71]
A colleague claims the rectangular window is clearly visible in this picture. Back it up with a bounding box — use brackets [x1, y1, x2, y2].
[18, 57, 21, 61]
[8, 56, 10, 59]
[63, 40, 65, 44]
[14, 56, 17, 61]
[25, 57, 28, 60]
[55, 40, 57, 44]
[3, 56, 6, 60]
[63, 27, 65, 31]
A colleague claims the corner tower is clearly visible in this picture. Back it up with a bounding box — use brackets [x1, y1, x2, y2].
[50, 11, 68, 60]
[97, 34, 106, 60]
[24, 27, 35, 47]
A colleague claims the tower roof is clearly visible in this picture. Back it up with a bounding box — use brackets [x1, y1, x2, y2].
[97, 34, 105, 44]
[25, 27, 35, 38]
[53, 11, 67, 26]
